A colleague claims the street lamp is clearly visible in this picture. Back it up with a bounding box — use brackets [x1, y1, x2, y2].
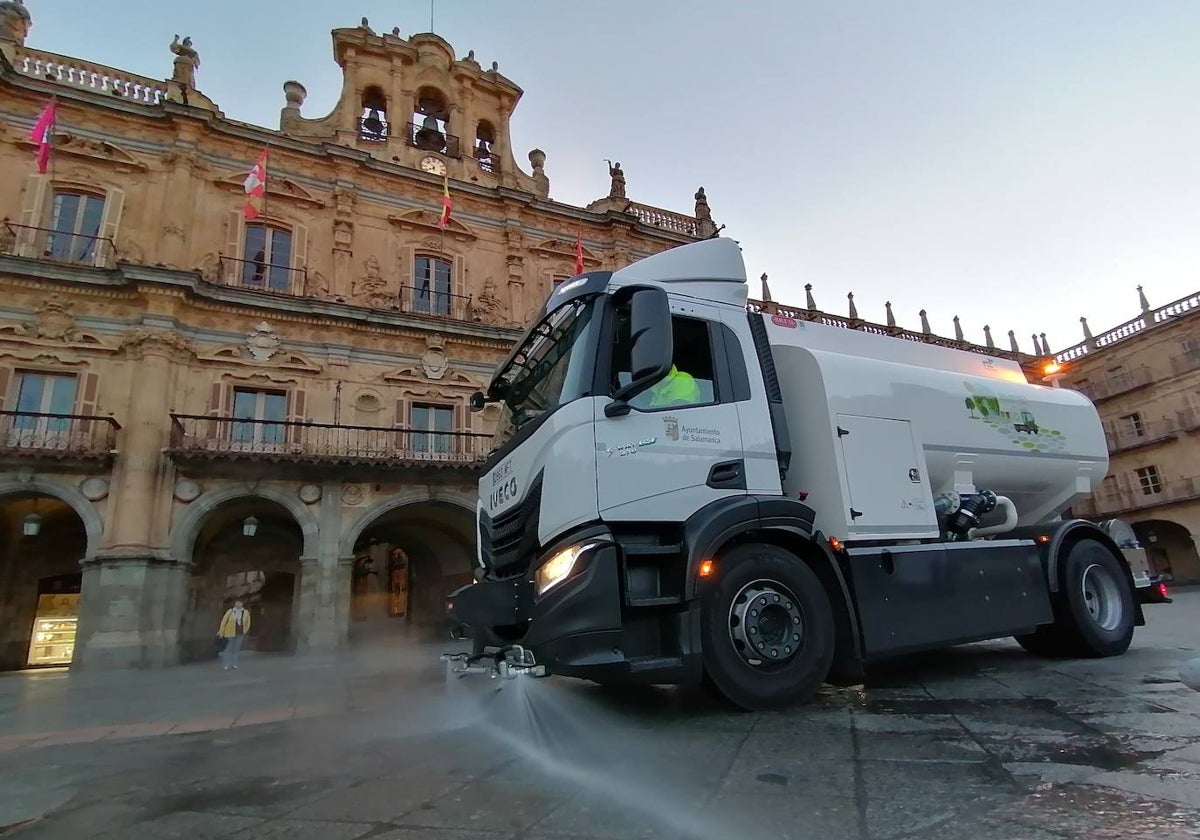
[22, 513, 41, 537]
[242, 516, 259, 537]
[1041, 360, 1066, 389]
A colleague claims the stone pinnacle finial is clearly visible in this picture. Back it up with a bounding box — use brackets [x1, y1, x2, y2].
[919, 310, 931, 335]
[1138, 285, 1151, 313]
[760, 273, 772, 302]
[848, 292, 858, 320]
[983, 325, 994, 349]
[1032, 334, 1043, 355]
[953, 316, 964, 342]
[804, 283, 816, 311]
[0, 0, 32, 46]
[1040, 332, 1050, 354]
[1008, 330, 1019, 352]
[1081, 316, 1094, 341]
[885, 301, 896, 327]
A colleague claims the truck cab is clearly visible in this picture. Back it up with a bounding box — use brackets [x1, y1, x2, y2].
[447, 238, 1146, 710]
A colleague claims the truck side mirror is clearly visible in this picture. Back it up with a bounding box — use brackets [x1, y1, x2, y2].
[469, 391, 487, 413]
[606, 287, 673, 418]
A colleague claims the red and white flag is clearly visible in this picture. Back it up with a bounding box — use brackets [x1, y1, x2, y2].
[574, 229, 584, 275]
[437, 176, 452, 229]
[243, 149, 268, 219]
[30, 99, 56, 174]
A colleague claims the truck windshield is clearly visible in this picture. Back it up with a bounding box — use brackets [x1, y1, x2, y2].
[490, 297, 598, 437]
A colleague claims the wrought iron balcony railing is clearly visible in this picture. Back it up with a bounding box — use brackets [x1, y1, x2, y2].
[359, 117, 390, 142]
[404, 122, 462, 158]
[1080, 477, 1200, 516]
[218, 255, 307, 296]
[398, 285, 473, 321]
[167, 414, 493, 467]
[1076, 366, 1155, 402]
[2, 220, 118, 268]
[0, 410, 121, 461]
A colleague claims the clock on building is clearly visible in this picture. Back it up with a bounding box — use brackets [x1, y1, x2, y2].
[420, 155, 447, 176]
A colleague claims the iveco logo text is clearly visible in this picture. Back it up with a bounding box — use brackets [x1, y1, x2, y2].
[490, 477, 519, 510]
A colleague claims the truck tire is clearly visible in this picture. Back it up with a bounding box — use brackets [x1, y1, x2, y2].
[1015, 537, 1134, 658]
[700, 542, 835, 711]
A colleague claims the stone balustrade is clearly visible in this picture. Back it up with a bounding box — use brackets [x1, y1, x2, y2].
[1056, 291, 1200, 363]
[8, 44, 168, 105]
[626, 202, 699, 237]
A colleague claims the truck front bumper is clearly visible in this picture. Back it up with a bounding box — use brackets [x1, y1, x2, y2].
[445, 529, 700, 685]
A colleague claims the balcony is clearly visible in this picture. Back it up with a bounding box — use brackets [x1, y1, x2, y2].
[1171, 349, 1200, 377]
[7, 43, 168, 104]
[404, 122, 462, 158]
[1082, 477, 1200, 516]
[1077, 366, 1155, 402]
[1106, 417, 1178, 453]
[1177, 407, 1200, 433]
[398, 286, 473, 322]
[0, 411, 121, 465]
[217, 256, 307, 297]
[2, 221, 118, 268]
[167, 415, 492, 470]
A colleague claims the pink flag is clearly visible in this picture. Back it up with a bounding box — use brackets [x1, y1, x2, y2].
[30, 99, 56, 174]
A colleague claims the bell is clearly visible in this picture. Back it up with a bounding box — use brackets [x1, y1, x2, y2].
[362, 109, 384, 136]
[421, 114, 441, 133]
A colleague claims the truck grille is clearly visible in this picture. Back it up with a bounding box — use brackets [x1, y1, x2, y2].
[479, 474, 542, 577]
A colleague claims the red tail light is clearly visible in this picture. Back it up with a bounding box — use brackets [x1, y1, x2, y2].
[1157, 582, 1169, 597]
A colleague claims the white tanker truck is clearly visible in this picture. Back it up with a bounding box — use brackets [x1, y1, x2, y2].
[443, 237, 1155, 710]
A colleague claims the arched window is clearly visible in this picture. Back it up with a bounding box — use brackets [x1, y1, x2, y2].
[360, 86, 388, 142]
[241, 224, 294, 292]
[474, 121, 497, 173]
[45, 190, 104, 263]
[412, 255, 453, 316]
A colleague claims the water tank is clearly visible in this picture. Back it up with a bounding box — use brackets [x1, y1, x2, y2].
[767, 318, 1108, 541]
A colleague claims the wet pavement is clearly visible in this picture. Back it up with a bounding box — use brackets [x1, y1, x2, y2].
[1, 588, 1198, 840]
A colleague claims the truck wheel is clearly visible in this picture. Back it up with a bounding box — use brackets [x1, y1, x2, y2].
[1015, 538, 1134, 658]
[1059, 538, 1135, 656]
[700, 542, 835, 711]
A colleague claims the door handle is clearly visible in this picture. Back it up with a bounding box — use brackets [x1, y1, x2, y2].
[707, 459, 746, 490]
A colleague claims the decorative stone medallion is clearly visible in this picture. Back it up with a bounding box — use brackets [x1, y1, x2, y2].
[174, 478, 202, 503]
[298, 484, 322, 504]
[246, 321, 281, 362]
[341, 483, 364, 505]
[79, 476, 109, 501]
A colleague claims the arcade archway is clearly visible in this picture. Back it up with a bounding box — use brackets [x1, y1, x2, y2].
[1133, 519, 1200, 583]
[181, 498, 304, 661]
[349, 500, 475, 643]
[0, 493, 88, 670]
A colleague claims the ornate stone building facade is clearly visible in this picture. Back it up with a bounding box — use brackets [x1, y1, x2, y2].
[0, 5, 716, 670]
[1059, 288, 1200, 583]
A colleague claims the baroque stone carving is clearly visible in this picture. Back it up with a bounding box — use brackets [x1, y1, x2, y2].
[245, 321, 281, 362]
[197, 251, 221, 282]
[341, 483, 365, 505]
[298, 484, 322, 504]
[32, 298, 76, 341]
[0, 219, 14, 255]
[0, 0, 32, 46]
[119, 329, 197, 360]
[471, 277, 507, 325]
[169, 35, 200, 88]
[80, 477, 110, 501]
[352, 256, 392, 308]
[606, 160, 626, 199]
[421, 334, 449, 380]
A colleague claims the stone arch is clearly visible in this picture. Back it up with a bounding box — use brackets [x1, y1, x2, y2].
[0, 476, 103, 561]
[340, 487, 475, 559]
[170, 485, 319, 566]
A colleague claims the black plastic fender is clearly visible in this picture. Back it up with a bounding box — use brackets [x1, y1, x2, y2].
[1010, 519, 1146, 626]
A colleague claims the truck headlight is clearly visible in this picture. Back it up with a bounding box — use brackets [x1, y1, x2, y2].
[535, 542, 602, 596]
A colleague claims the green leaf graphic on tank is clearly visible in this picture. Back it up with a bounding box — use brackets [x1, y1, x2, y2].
[963, 381, 1066, 453]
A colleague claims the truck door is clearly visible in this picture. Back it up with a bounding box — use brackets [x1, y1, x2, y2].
[596, 302, 746, 522]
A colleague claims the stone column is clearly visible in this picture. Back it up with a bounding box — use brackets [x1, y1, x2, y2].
[75, 332, 195, 670]
[293, 479, 349, 652]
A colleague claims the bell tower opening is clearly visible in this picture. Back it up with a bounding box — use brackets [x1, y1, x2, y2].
[412, 87, 456, 156]
[475, 120, 497, 173]
[360, 86, 389, 142]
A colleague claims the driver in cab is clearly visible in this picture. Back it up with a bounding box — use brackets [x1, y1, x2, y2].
[644, 364, 702, 408]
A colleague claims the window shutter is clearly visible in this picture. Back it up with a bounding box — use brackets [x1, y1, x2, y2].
[15, 175, 50, 257]
[95, 188, 125, 267]
[400, 245, 416, 311]
[206, 381, 232, 440]
[290, 223, 308, 294]
[453, 253, 467, 318]
[0, 366, 10, 409]
[286, 388, 307, 449]
[76, 371, 100, 440]
[394, 396, 408, 456]
[224, 211, 245, 283]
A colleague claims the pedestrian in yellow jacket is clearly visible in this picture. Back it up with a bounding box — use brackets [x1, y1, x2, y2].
[217, 600, 251, 670]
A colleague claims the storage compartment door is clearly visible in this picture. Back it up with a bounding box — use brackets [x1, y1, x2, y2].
[836, 414, 937, 537]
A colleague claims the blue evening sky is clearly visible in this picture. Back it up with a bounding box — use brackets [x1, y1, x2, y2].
[26, 1, 1200, 353]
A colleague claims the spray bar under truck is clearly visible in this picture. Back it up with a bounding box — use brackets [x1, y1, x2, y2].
[442, 238, 1158, 710]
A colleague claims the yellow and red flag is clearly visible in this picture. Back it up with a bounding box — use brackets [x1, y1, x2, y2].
[437, 176, 452, 229]
[30, 98, 56, 174]
[243, 148, 268, 219]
